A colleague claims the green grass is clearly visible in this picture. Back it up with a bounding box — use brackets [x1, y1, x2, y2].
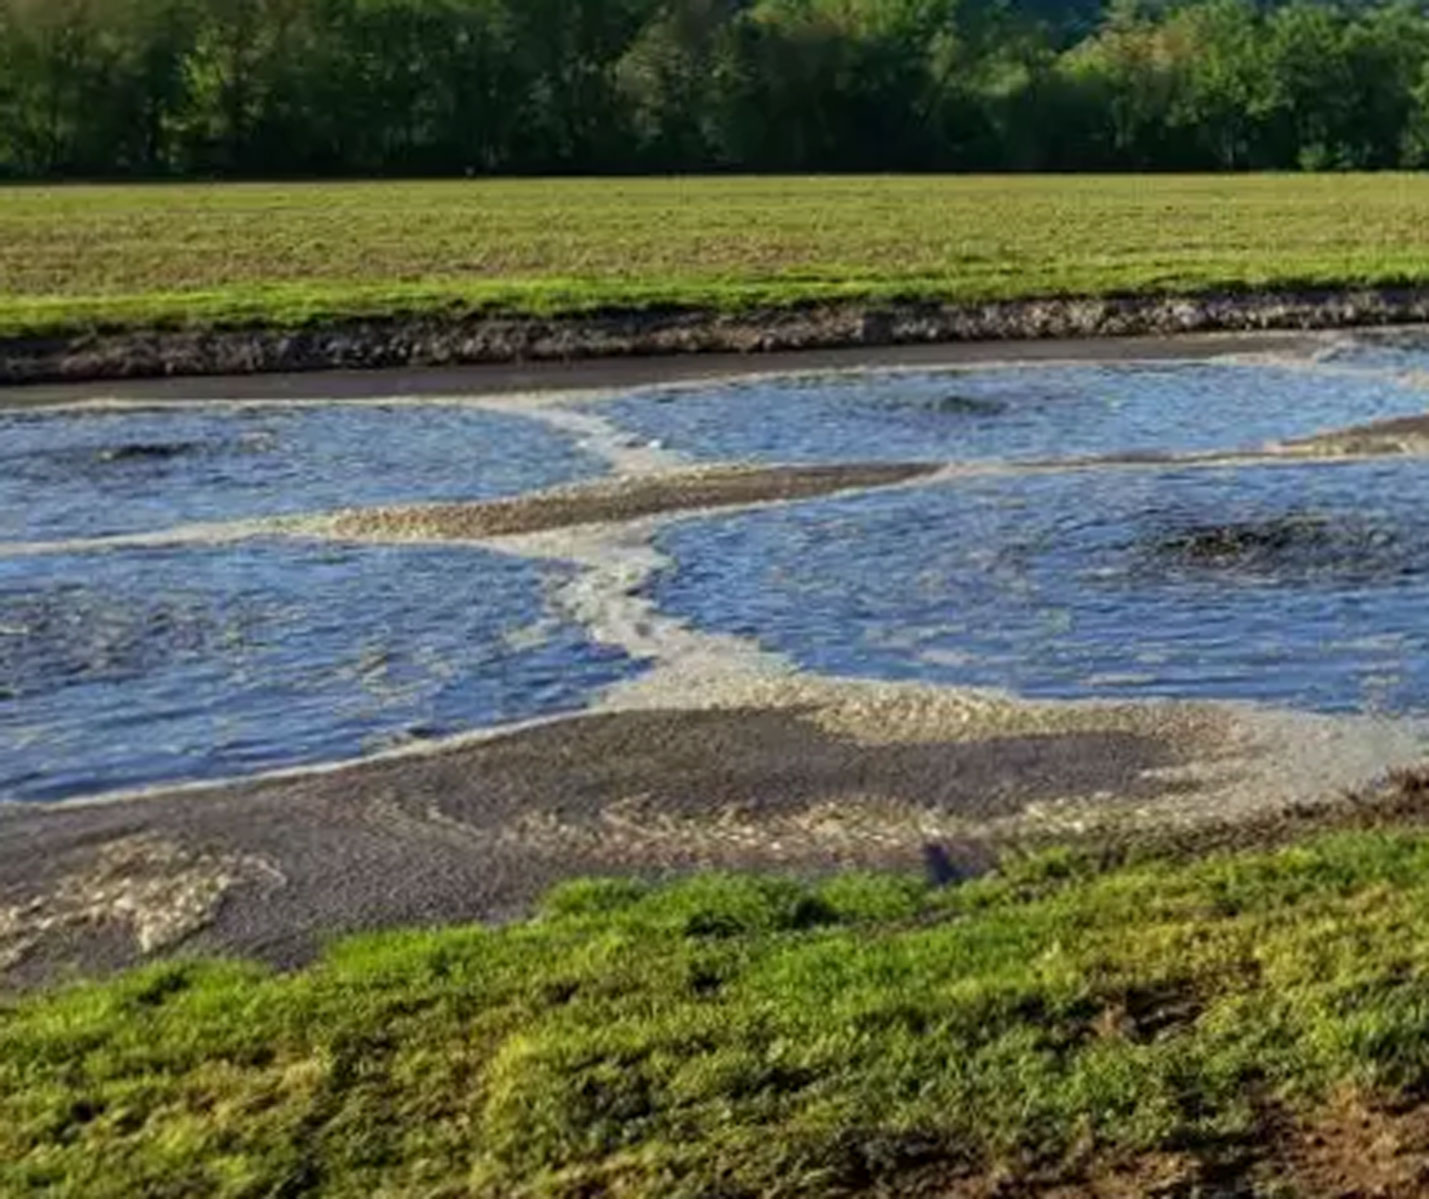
[11, 829, 1429, 1196]
[7, 175, 1429, 337]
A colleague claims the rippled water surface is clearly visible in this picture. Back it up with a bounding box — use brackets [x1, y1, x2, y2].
[0, 403, 607, 542]
[588, 362, 1428, 464]
[1321, 329, 1429, 372]
[653, 457, 1429, 713]
[8, 342, 1429, 802]
[0, 541, 637, 801]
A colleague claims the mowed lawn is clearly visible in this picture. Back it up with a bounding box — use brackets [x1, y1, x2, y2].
[11, 824, 1429, 1197]
[5, 174, 1429, 335]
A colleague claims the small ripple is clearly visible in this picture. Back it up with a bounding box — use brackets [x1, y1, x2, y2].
[580, 362, 1429, 466]
[0, 403, 609, 543]
[0, 541, 641, 802]
[650, 458, 1429, 715]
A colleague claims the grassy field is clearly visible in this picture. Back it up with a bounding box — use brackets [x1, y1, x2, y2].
[7, 175, 1429, 337]
[10, 820, 1429, 1197]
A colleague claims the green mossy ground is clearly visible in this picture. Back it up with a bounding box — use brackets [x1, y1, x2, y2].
[9, 819, 1429, 1196]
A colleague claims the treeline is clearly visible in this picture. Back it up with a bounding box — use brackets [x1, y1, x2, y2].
[3, 0, 1429, 177]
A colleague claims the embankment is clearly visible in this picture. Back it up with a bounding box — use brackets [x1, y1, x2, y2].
[5, 287, 1429, 384]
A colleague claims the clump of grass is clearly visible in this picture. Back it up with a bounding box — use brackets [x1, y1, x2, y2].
[8, 829, 1429, 1196]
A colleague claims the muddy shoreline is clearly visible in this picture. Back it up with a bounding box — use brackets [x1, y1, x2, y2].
[4, 676, 1414, 988]
[315, 463, 941, 542]
[0, 288, 1418, 387]
[5, 657, 1427, 988]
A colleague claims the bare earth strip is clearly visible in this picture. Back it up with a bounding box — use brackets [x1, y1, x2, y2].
[0, 294, 1412, 386]
[1276, 412, 1429, 457]
[315, 463, 940, 542]
[3, 674, 1425, 987]
[0, 328, 1319, 410]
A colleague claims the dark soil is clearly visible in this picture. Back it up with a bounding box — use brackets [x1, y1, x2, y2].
[1, 289, 1424, 385]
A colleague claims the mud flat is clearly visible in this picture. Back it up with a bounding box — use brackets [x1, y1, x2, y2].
[7, 668, 1428, 987]
[312, 462, 941, 542]
[1276, 412, 1429, 458]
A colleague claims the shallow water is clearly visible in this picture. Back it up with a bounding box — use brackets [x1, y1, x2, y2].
[585, 362, 1429, 465]
[0, 403, 608, 542]
[0, 541, 638, 801]
[1320, 329, 1429, 372]
[652, 457, 1429, 714]
[8, 341, 1429, 803]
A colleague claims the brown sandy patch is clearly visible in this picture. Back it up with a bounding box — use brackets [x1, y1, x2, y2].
[310, 462, 939, 542]
[783, 679, 1230, 748]
[418, 706, 1192, 868]
[0, 687, 1230, 983]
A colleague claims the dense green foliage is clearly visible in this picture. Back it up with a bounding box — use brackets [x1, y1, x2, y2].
[9, 831, 1429, 1195]
[4, 0, 1429, 177]
[5, 174, 1429, 335]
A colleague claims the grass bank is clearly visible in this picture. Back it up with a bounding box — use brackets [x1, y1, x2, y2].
[6, 174, 1429, 337]
[11, 818, 1429, 1197]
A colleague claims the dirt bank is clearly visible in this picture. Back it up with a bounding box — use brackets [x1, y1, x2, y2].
[0, 693, 1210, 984]
[0, 289, 1420, 386]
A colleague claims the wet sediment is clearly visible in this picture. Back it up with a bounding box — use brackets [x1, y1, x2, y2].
[314, 462, 940, 542]
[4, 670, 1424, 985]
[1276, 412, 1429, 458]
[285, 413, 1429, 558]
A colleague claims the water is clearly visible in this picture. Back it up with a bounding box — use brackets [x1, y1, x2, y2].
[584, 362, 1429, 465]
[0, 403, 608, 542]
[9, 338, 1429, 803]
[652, 457, 1429, 714]
[0, 540, 638, 801]
[1321, 329, 1429, 372]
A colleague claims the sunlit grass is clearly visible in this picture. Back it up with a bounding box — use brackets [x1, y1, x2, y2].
[9, 829, 1429, 1195]
[4, 175, 1429, 335]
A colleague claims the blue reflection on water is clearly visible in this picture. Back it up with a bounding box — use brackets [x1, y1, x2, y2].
[0, 540, 638, 801]
[587, 363, 1428, 465]
[0, 403, 607, 542]
[1321, 330, 1429, 371]
[651, 459, 1429, 715]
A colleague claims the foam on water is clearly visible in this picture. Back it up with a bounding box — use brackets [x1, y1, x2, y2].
[9, 337, 1429, 804]
[1320, 328, 1429, 372]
